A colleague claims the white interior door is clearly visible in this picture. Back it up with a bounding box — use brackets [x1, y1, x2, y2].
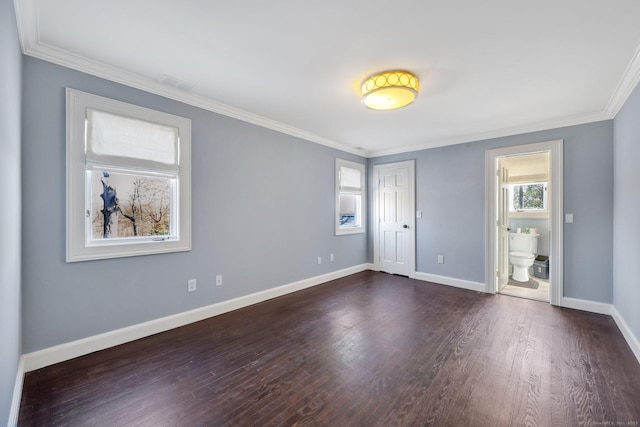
[497, 162, 510, 290]
[376, 163, 414, 276]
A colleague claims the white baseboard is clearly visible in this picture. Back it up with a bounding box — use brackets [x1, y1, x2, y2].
[611, 306, 640, 365]
[23, 264, 371, 372]
[560, 297, 612, 315]
[414, 272, 486, 293]
[7, 356, 25, 427]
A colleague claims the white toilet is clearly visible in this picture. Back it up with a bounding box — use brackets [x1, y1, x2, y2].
[509, 233, 539, 282]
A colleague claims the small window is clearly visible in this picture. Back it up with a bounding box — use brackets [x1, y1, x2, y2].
[66, 88, 191, 262]
[509, 183, 547, 212]
[336, 159, 365, 235]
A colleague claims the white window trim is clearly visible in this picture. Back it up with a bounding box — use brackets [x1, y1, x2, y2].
[66, 88, 191, 262]
[335, 158, 366, 235]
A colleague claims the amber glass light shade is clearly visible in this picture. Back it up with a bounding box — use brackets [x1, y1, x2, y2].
[361, 70, 419, 110]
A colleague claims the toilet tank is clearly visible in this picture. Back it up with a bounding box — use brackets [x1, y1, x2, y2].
[509, 233, 539, 253]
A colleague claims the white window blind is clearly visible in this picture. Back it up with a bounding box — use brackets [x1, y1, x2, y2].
[336, 158, 365, 235]
[86, 108, 179, 171]
[339, 166, 362, 192]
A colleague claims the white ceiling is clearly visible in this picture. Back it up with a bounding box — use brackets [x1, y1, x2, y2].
[14, 0, 640, 157]
[501, 152, 550, 181]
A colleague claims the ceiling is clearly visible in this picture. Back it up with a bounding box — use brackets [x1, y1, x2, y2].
[501, 152, 550, 183]
[14, 0, 640, 157]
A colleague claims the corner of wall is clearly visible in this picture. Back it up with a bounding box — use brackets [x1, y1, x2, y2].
[7, 357, 25, 427]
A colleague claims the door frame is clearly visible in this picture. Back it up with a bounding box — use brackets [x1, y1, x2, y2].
[485, 140, 564, 305]
[497, 163, 510, 291]
[373, 160, 416, 278]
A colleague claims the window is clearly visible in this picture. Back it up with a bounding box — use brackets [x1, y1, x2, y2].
[66, 88, 191, 262]
[509, 182, 547, 212]
[336, 159, 365, 235]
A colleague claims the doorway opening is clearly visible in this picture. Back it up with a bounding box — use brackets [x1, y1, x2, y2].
[485, 141, 563, 305]
[497, 152, 550, 302]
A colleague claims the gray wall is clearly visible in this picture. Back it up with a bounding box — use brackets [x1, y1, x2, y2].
[369, 121, 614, 303]
[12, 16, 629, 372]
[0, 0, 22, 424]
[613, 82, 640, 343]
[21, 58, 367, 353]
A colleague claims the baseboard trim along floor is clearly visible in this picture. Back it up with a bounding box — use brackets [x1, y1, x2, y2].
[23, 268, 639, 373]
[17, 271, 640, 425]
[22, 263, 374, 372]
[612, 305, 640, 364]
[414, 272, 486, 293]
[7, 356, 25, 427]
[13, 267, 640, 425]
[415, 272, 639, 364]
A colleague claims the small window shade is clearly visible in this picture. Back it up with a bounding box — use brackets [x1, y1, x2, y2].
[339, 166, 361, 192]
[86, 108, 179, 171]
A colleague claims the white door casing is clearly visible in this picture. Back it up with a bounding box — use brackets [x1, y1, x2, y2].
[497, 163, 509, 290]
[485, 140, 563, 306]
[374, 161, 415, 277]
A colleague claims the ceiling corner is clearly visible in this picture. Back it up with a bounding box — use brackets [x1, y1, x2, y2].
[13, 0, 39, 55]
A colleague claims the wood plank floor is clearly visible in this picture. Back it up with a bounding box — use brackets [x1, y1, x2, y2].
[19, 271, 640, 426]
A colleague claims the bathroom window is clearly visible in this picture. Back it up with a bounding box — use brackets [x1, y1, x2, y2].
[66, 88, 192, 262]
[509, 183, 547, 212]
[336, 158, 365, 235]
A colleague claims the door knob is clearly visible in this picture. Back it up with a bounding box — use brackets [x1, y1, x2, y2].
[403, 224, 409, 229]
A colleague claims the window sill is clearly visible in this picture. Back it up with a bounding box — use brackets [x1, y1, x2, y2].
[67, 239, 191, 262]
[336, 227, 365, 236]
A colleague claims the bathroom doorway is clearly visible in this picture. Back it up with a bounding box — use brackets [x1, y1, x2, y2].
[497, 152, 550, 301]
[485, 140, 563, 305]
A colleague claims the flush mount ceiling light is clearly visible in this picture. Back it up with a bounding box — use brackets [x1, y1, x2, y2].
[361, 70, 419, 110]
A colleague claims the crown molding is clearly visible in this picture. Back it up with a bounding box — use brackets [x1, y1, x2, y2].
[14, 0, 638, 160]
[12, 0, 35, 53]
[367, 111, 611, 157]
[27, 43, 367, 157]
[606, 44, 640, 118]
[13, 0, 367, 159]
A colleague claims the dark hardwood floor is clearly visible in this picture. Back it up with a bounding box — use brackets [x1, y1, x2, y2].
[19, 271, 640, 426]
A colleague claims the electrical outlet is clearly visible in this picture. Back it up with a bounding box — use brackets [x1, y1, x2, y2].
[216, 275, 223, 286]
[437, 255, 444, 264]
[330, 253, 334, 262]
[318, 256, 322, 265]
[188, 279, 197, 292]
